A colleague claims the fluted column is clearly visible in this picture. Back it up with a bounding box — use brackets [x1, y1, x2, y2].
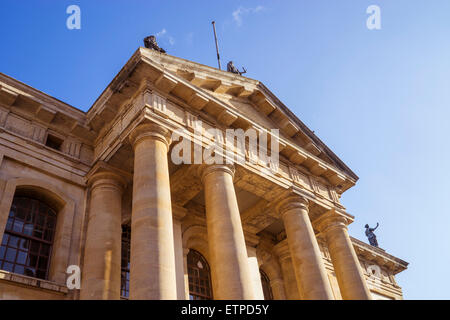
[129, 123, 177, 300]
[81, 171, 124, 300]
[317, 214, 372, 300]
[200, 164, 254, 299]
[277, 195, 334, 300]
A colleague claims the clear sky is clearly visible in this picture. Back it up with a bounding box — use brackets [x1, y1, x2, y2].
[1, 0, 449, 299]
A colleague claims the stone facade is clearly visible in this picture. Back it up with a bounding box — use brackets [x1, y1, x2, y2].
[0, 48, 407, 300]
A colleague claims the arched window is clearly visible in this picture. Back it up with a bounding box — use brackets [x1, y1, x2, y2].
[187, 249, 212, 300]
[0, 197, 56, 280]
[120, 224, 131, 298]
[260, 269, 273, 300]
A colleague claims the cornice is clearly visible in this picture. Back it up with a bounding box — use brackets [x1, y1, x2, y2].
[351, 237, 409, 274]
[0, 73, 85, 119]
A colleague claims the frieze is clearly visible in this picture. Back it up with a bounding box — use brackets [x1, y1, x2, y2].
[31, 124, 46, 143]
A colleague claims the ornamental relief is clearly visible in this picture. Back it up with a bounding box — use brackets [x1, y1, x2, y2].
[31, 124, 46, 143]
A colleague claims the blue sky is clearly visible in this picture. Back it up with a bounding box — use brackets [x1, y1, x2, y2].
[1, 0, 449, 299]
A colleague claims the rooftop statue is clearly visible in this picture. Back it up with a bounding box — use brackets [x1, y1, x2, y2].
[365, 223, 379, 247]
[227, 61, 247, 76]
[143, 35, 166, 53]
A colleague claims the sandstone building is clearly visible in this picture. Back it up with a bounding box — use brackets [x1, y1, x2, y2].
[0, 48, 407, 300]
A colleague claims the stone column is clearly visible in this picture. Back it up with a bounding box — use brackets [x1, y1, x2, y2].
[270, 278, 287, 300]
[275, 243, 300, 299]
[172, 206, 188, 300]
[81, 171, 124, 300]
[129, 123, 177, 300]
[317, 214, 372, 300]
[201, 164, 254, 299]
[258, 245, 287, 300]
[277, 195, 334, 300]
[183, 248, 190, 300]
[246, 246, 265, 300]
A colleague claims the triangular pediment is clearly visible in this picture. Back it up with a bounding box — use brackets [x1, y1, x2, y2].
[87, 47, 358, 192]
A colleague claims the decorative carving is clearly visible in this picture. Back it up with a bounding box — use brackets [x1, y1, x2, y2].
[31, 124, 46, 143]
[289, 166, 311, 189]
[185, 112, 201, 132]
[63, 138, 82, 158]
[152, 93, 168, 117]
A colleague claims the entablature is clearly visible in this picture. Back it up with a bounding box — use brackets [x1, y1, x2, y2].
[0, 73, 94, 165]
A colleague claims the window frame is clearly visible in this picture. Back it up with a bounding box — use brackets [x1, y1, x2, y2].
[120, 224, 131, 299]
[0, 178, 76, 285]
[0, 196, 57, 280]
[187, 249, 213, 300]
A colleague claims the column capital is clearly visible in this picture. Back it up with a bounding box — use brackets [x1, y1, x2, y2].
[87, 171, 127, 192]
[314, 210, 371, 300]
[172, 204, 188, 221]
[275, 194, 309, 218]
[198, 164, 235, 184]
[129, 123, 171, 150]
[86, 161, 130, 191]
[314, 211, 349, 235]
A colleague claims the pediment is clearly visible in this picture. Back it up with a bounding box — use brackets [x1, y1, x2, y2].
[87, 47, 358, 192]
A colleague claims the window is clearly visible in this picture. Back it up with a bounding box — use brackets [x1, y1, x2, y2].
[45, 134, 63, 151]
[260, 269, 273, 300]
[0, 197, 56, 280]
[187, 249, 212, 300]
[120, 224, 131, 298]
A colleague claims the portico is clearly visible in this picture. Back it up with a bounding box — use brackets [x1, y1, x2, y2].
[0, 47, 408, 300]
[80, 117, 370, 300]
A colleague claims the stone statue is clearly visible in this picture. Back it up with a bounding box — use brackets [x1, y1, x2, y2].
[143, 35, 166, 53]
[227, 61, 247, 75]
[365, 223, 379, 247]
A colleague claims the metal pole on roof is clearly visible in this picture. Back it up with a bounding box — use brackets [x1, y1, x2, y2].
[211, 21, 221, 70]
